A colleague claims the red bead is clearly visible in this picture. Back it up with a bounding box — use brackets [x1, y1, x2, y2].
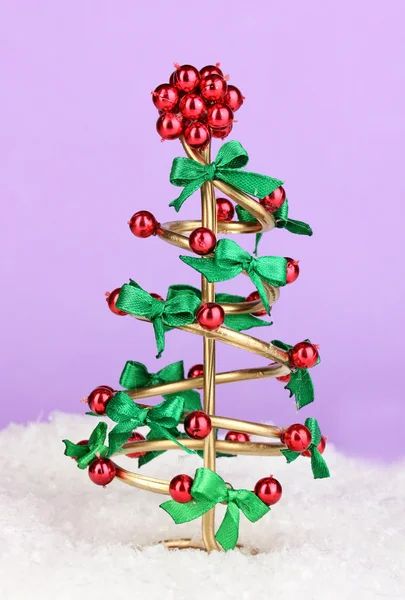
[196, 302, 225, 330]
[152, 84, 179, 112]
[246, 290, 266, 317]
[302, 436, 327, 458]
[88, 458, 116, 486]
[150, 293, 164, 301]
[281, 424, 312, 452]
[260, 187, 286, 213]
[184, 122, 211, 149]
[211, 123, 233, 139]
[225, 431, 250, 443]
[169, 474, 193, 503]
[276, 374, 291, 383]
[71, 440, 89, 460]
[199, 64, 223, 79]
[200, 74, 227, 102]
[289, 342, 319, 369]
[207, 103, 233, 129]
[129, 211, 158, 238]
[87, 386, 115, 416]
[174, 64, 200, 93]
[126, 431, 146, 458]
[254, 476, 282, 506]
[216, 198, 234, 222]
[187, 364, 204, 378]
[184, 411, 212, 439]
[169, 71, 177, 86]
[189, 227, 216, 255]
[179, 93, 206, 120]
[285, 258, 300, 284]
[156, 112, 183, 140]
[224, 85, 244, 112]
[106, 288, 127, 316]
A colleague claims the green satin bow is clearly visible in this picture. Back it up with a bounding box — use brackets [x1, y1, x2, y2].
[169, 140, 283, 212]
[180, 239, 286, 314]
[120, 360, 202, 412]
[63, 422, 108, 470]
[106, 391, 194, 456]
[282, 418, 330, 479]
[271, 339, 318, 409]
[160, 468, 269, 551]
[235, 200, 312, 255]
[116, 280, 200, 358]
[167, 284, 271, 331]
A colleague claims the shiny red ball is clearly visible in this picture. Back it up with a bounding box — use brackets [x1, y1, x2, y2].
[211, 123, 233, 139]
[87, 386, 115, 416]
[225, 431, 250, 443]
[260, 187, 286, 213]
[216, 198, 234, 222]
[200, 74, 227, 102]
[184, 121, 211, 149]
[88, 458, 116, 486]
[224, 85, 244, 112]
[196, 302, 225, 330]
[156, 112, 183, 140]
[72, 439, 89, 460]
[189, 227, 217, 255]
[187, 364, 204, 378]
[150, 293, 164, 301]
[169, 474, 194, 503]
[106, 288, 127, 316]
[246, 290, 266, 317]
[207, 103, 233, 129]
[254, 476, 282, 506]
[126, 431, 146, 458]
[174, 64, 200, 93]
[184, 411, 212, 439]
[199, 64, 223, 79]
[281, 424, 312, 452]
[289, 342, 319, 369]
[302, 436, 327, 458]
[179, 93, 206, 120]
[129, 210, 158, 238]
[152, 84, 179, 112]
[285, 258, 300, 284]
[276, 374, 291, 383]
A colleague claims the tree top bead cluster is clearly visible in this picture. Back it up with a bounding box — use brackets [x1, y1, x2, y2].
[153, 63, 244, 147]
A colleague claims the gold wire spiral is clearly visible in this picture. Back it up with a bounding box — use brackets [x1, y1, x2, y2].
[112, 138, 291, 552]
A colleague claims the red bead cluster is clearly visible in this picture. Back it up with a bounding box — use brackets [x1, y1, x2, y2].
[152, 63, 244, 147]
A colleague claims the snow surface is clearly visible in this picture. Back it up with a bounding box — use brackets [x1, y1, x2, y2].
[1, 413, 404, 600]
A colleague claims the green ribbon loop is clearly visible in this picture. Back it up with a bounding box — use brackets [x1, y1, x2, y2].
[119, 359, 202, 413]
[116, 280, 201, 358]
[62, 422, 109, 470]
[160, 468, 269, 551]
[169, 140, 283, 212]
[271, 339, 318, 409]
[281, 417, 330, 479]
[105, 391, 195, 456]
[180, 239, 286, 314]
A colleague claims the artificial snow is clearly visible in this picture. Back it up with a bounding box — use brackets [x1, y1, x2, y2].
[0, 413, 404, 600]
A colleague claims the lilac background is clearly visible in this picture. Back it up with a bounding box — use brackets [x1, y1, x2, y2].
[1, 1, 404, 460]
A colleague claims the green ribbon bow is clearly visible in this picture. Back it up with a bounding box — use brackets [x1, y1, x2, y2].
[271, 339, 318, 409]
[180, 239, 286, 314]
[169, 140, 283, 212]
[235, 200, 312, 256]
[167, 284, 271, 332]
[120, 360, 202, 412]
[160, 468, 269, 551]
[116, 280, 200, 358]
[63, 422, 108, 470]
[106, 391, 194, 456]
[282, 418, 330, 479]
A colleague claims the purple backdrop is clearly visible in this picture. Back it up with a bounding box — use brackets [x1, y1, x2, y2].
[1, 1, 404, 460]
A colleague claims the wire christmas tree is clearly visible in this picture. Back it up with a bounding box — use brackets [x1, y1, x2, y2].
[63, 63, 330, 553]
